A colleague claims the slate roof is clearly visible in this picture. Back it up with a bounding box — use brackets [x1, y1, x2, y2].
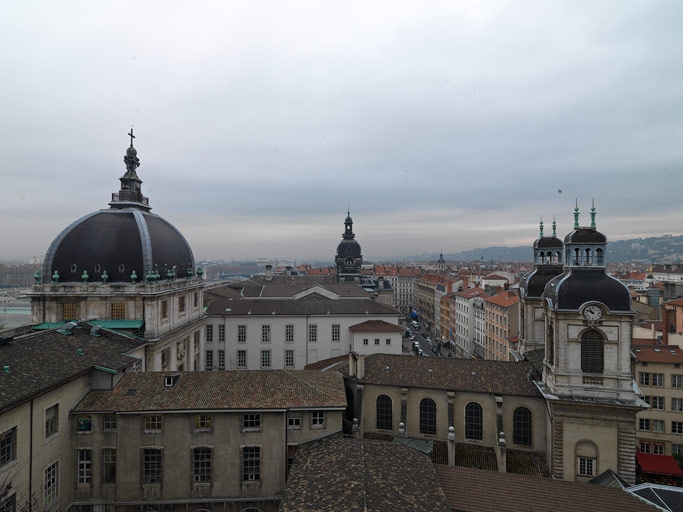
[74, 369, 347, 412]
[357, 354, 541, 397]
[628, 483, 683, 512]
[436, 465, 659, 512]
[280, 434, 451, 512]
[0, 323, 142, 413]
[205, 295, 399, 316]
[348, 320, 404, 332]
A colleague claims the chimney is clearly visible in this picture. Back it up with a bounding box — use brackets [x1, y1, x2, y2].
[663, 307, 670, 345]
[265, 264, 273, 281]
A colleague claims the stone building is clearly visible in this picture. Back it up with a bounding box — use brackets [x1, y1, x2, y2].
[28, 134, 205, 372]
[335, 211, 363, 282]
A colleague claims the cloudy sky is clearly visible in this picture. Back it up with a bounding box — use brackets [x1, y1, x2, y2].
[1, 1, 681, 263]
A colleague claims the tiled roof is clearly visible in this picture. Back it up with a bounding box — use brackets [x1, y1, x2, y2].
[205, 295, 399, 316]
[485, 290, 518, 307]
[348, 320, 404, 332]
[73, 369, 347, 412]
[0, 323, 142, 413]
[436, 465, 659, 512]
[633, 345, 683, 364]
[455, 287, 485, 299]
[280, 435, 451, 512]
[357, 354, 541, 397]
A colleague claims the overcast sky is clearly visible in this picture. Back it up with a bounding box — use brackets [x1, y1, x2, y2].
[1, 1, 682, 263]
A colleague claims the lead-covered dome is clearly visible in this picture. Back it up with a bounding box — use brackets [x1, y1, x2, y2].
[41, 135, 195, 284]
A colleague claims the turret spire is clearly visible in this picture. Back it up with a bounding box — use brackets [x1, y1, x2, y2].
[590, 198, 596, 229]
[539, 217, 544, 238]
[573, 199, 580, 229]
[552, 216, 557, 237]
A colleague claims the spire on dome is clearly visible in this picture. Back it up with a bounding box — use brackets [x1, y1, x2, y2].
[552, 216, 557, 237]
[539, 217, 544, 238]
[110, 127, 150, 211]
[590, 199, 596, 229]
[573, 199, 580, 229]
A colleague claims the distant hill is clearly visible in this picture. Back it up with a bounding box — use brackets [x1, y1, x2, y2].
[426, 234, 683, 264]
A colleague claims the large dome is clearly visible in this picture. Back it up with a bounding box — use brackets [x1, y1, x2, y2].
[43, 209, 194, 284]
[41, 135, 195, 284]
[337, 238, 362, 257]
[543, 269, 630, 312]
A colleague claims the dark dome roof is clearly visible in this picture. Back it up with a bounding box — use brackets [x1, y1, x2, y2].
[544, 269, 630, 311]
[43, 208, 194, 283]
[564, 228, 607, 244]
[337, 239, 361, 257]
[534, 236, 563, 249]
[520, 266, 564, 298]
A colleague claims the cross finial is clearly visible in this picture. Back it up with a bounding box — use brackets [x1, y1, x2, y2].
[128, 126, 135, 147]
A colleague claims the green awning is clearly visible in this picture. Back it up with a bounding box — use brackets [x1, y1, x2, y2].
[32, 322, 64, 330]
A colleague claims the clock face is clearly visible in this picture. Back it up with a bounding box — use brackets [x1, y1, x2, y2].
[583, 305, 602, 321]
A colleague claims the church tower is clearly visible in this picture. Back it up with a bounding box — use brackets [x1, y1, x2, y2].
[335, 210, 363, 282]
[518, 217, 563, 357]
[538, 202, 644, 484]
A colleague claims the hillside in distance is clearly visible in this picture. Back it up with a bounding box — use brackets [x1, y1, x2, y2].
[441, 234, 683, 264]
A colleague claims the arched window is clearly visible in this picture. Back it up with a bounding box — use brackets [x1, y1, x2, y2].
[584, 248, 592, 266]
[420, 398, 436, 435]
[513, 407, 532, 446]
[465, 402, 483, 440]
[376, 395, 393, 430]
[581, 330, 604, 373]
[573, 248, 581, 266]
[596, 248, 604, 266]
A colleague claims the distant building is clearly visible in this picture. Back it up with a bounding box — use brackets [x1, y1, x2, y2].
[335, 211, 362, 282]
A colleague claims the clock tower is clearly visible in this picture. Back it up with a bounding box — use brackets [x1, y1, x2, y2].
[537, 202, 644, 483]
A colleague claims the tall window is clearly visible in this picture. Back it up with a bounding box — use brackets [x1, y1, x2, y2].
[513, 407, 532, 446]
[285, 324, 294, 343]
[238, 325, 247, 343]
[111, 302, 126, 320]
[218, 325, 225, 342]
[237, 350, 247, 368]
[194, 414, 213, 432]
[77, 449, 92, 485]
[161, 300, 168, 319]
[144, 415, 162, 432]
[578, 457, 595, 477]
[45, 404, 59, 439]
[193, 447, 212, 483]
[206, 350, 214, 370]
[102, 448, 116, 484]
[103, 414, 116, 431]
[376, 395, 393, 430]
[63, 303, 77, 320]
[178, 296, 186, 314]
[312, 411, 325, 427]
[580, 330, 604, 373]
[261, 349, 271, 368]
[673, 374, 683, 388]
[261, 325, 271, 343]
[465, 402, 483, 440]
[242, 446, 261, 482]
[420, 398, 436, 435]
[143, 448, 162, 484]
[285, 349, 295, 368]
[332, 324, 340, 342]
[1, 428, 17, 467]
[44, 461, 59, 507]
[206, 325, 213, 342]
[673, 398, 683, 412]
[218, 350, 225, 370]
[243, 414, 261, 431]
[308, 324, 317, 343]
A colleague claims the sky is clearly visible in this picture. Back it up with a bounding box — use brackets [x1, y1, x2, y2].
[1, 1, 682, 263]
